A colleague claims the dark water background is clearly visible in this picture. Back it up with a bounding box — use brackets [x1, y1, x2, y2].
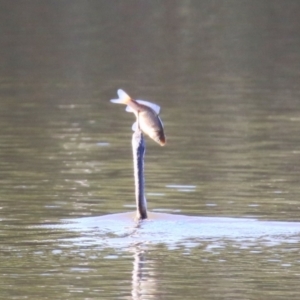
[1, 1, 300, 299]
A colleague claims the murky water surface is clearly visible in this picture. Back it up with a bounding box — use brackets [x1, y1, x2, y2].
[1, 1, 300, 299]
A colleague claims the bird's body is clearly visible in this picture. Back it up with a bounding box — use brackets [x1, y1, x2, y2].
[110, 89, 167, 220]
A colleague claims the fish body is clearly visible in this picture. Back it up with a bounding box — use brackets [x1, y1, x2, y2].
[110, 89, 166, 146]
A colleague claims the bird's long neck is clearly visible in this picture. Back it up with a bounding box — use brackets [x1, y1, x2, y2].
[132, 129, 147, 220]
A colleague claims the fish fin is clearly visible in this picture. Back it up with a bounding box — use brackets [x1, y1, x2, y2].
[125, 100, 160, 114]
[135, 100, 160, 114]
[125, 105, 134, 113]
[131, 121, 138, 131]
[110, 89, 131, 104]
[158, 116, 164, 127]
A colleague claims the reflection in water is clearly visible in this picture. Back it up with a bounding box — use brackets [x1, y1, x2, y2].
[39, 213, 300, 298]
[130, 245, 156, 300]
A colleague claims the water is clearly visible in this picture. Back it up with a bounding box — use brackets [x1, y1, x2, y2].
[1, 1, 300, 299]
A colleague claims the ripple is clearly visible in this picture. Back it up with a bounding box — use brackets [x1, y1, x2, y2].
[37, 213, 300, 251]
[166, 184, 196, 192]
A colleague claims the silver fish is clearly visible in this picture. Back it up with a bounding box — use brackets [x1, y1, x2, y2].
[110, 89, 166, 146]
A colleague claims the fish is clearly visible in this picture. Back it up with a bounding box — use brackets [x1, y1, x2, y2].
[110, 89, 166, 146]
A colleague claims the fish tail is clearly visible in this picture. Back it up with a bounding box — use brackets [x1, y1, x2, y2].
[110, 89, 131, 104]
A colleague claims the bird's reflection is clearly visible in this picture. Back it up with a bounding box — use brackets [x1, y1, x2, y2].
[129, 243, 156, 300]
